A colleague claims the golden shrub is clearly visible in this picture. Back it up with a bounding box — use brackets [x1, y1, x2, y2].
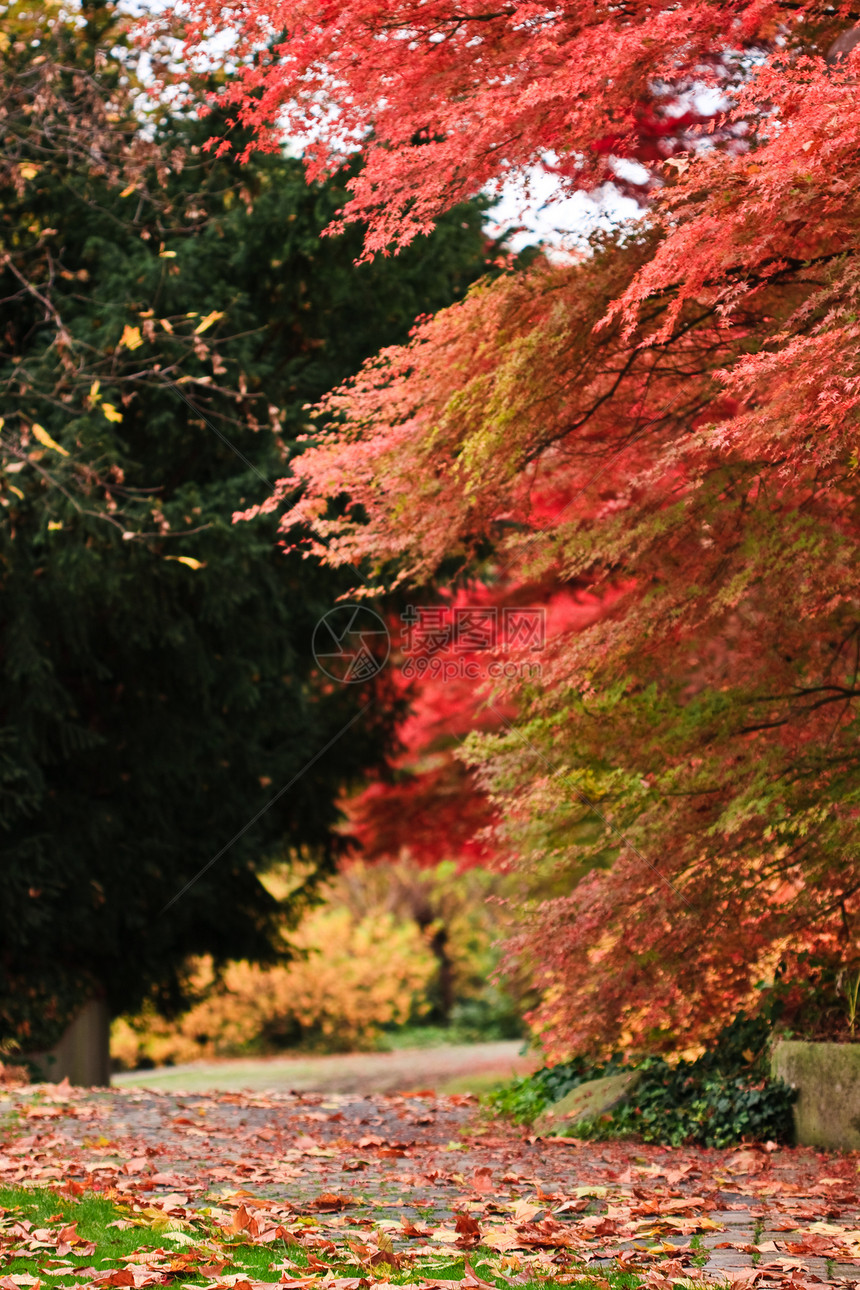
[111, 902, 435, 1068]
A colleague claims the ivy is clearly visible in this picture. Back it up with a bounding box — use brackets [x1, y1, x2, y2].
[488, 1014, 796, 1147]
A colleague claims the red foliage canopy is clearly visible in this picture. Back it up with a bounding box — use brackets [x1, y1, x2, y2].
[166, 1, 846, 252]
[172, 0, 860, 1052]
[344, 584, 601, 870]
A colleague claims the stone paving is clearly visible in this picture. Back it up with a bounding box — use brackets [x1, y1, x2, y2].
[2, 1083, 859, 1286]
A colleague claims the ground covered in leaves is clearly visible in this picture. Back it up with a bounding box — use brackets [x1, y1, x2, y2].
[0, 1082, 858, 1290]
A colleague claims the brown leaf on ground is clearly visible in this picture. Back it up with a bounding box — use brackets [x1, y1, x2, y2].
[453, 1214, 481, 1248]
[306, 1194, 355, 1212]
[0, 1066, 28, 1090]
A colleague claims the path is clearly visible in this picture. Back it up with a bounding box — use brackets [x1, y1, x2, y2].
[2, 1080, 859, 1289]
[111, 1041, 536, 1096]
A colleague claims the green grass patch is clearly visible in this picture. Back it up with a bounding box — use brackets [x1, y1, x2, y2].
[0, 1186, 643, 1290]
[0, 1185, 225, 1286]
[437, 1073, 509, 1097]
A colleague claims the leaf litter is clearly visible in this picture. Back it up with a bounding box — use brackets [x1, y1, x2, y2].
[1, 1082, 859, 1290]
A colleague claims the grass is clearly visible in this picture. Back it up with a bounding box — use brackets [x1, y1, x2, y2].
[437, 1072, 509, 1097]
[0, 1186, 643, 1290]
[0, 1185, 219, 1282]
[379, 1026, 456, 1051]
[750, 1217, 764, 1267]
[688, 1235, 708, 1270]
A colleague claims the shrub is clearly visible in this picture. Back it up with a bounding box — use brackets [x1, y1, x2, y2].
[112, 904, 435, 1067]
[487, 1013, 796, 1147]
[338, 859, 531, 1033]
[112, 858, 530, 1068]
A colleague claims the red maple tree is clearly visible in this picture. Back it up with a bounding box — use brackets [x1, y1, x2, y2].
[170, 0, 860, 1054]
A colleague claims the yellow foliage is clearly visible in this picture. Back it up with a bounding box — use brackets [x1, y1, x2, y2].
[164, 555, 206, 570]
[119, 324, 143, 350]
[112, 903, 435, 1069]
[113, 860, 528, 1071]
[194, 310, 225, 335]
[30, 423, 69, 456]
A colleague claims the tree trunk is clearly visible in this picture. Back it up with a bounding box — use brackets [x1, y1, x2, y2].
[26, 997, 110, 1086]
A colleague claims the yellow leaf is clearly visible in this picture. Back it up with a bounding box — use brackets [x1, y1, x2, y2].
[194, 311, 225, 335]
[31, 423, 69, 456]
[89, 380, 101, 403]
[0, 417, 4, 432]
[47, 521, 63, 531]
[160, 319, 174, 333]
[8, 485, 24, 500]
[102, 404, 123, 424]
[159, 249, 177, 258]
[120, 185, 136, 198]
[18, 163, 39, 181]
[120, 325, 143, 351]
[166, 556, 206, 570]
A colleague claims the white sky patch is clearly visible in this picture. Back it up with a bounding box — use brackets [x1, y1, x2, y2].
[486, 163, 644, 254]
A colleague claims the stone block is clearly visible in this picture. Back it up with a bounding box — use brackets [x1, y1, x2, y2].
[771, 1039, 860, 1150]
[535, 1069, 641, 1136]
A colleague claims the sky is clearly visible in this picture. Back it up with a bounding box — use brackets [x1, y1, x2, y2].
[485, 162, 645, 254]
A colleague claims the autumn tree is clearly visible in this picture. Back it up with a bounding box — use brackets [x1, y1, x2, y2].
[170, 0, 860, 1055]
[0, 0, 493, 1051]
